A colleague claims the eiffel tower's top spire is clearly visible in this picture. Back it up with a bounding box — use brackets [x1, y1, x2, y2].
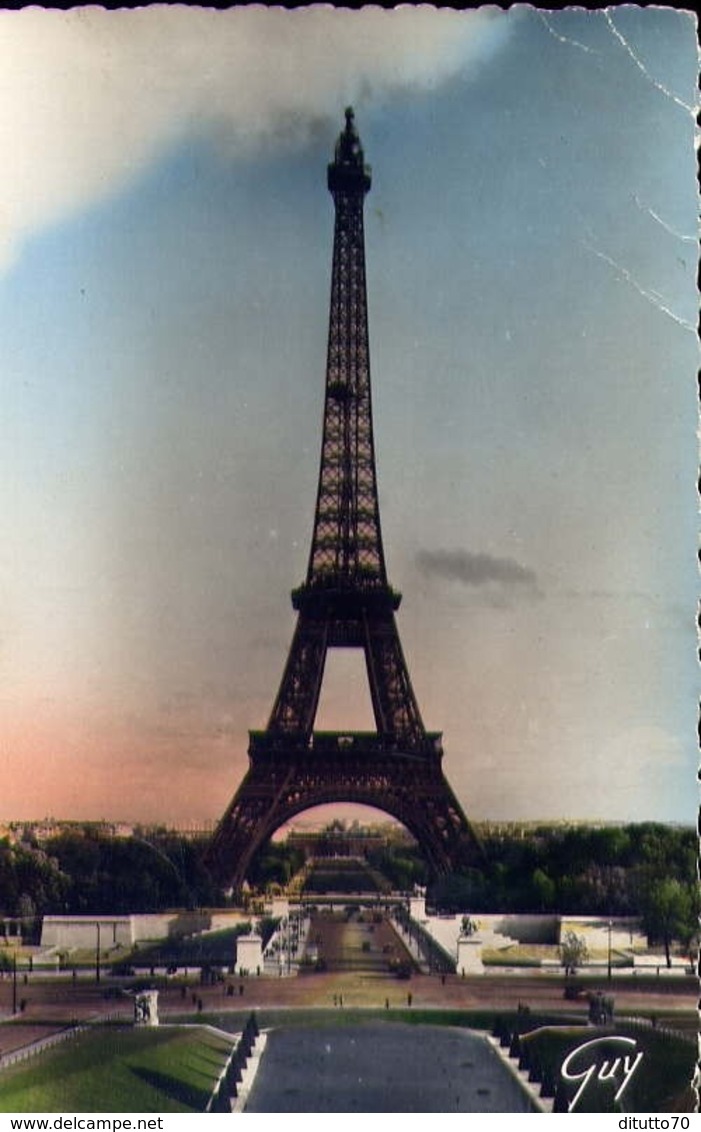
[297, 107, 393, 604]
[328, 106, 372, 194]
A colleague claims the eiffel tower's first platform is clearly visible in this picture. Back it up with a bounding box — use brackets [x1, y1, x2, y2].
[205, 109, 482, 892]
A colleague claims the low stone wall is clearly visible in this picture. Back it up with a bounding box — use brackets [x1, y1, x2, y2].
[416, 911, 647, 968]
[0, 1026, 88, 1072]
[133, 912, 209, 942]
[41, 916, 133, 950]
[40, 911, 211, 951]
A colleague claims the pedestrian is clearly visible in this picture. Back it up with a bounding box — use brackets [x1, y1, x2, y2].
[407, 992, 412, 1007]
[385, 998, 389, 1010]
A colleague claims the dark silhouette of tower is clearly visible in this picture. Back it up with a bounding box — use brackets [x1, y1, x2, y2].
[206, 109, 481, 891]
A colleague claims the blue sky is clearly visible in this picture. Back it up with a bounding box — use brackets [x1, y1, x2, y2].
[0, 5, 697, 827]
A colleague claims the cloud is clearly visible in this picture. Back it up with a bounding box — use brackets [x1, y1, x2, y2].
[0, 5, 511, 271]
[416, 548, 540, 592]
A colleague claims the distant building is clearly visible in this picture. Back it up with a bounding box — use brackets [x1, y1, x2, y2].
[288, 829, 392, 858]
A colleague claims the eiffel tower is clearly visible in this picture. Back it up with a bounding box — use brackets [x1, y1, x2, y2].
[206, 109, 482, 891]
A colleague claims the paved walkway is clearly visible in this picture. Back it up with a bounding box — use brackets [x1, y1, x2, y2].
[306, 909, 414, 973]
[244, 1021, 536, 1112]
[1, 968, 696, 1023]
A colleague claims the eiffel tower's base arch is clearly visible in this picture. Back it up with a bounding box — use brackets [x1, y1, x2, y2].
[205, 733, 483, 894]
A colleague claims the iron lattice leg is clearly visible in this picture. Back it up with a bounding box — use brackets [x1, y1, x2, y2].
[267, 619, 328, 736]
[362, 611, 426, 747]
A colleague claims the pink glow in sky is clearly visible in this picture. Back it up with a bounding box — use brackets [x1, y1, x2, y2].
[1, 6, 697, 829]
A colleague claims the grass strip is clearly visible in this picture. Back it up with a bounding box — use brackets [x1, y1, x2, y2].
[0, 1026, 232, 1113]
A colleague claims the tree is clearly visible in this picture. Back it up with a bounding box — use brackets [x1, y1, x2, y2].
[17, 893, 37, 943]
[531, 868, 556, 911]
[640, 878, 696, 968]
[559, 931, 589, 976]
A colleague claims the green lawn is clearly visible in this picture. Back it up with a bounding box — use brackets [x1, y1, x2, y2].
[0, 1026, 232, 1113]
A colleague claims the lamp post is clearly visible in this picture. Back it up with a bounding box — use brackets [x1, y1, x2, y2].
[96, 921, 101, 984]
[12, 950, 17, 1015]
[607, 919, 612, 982]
